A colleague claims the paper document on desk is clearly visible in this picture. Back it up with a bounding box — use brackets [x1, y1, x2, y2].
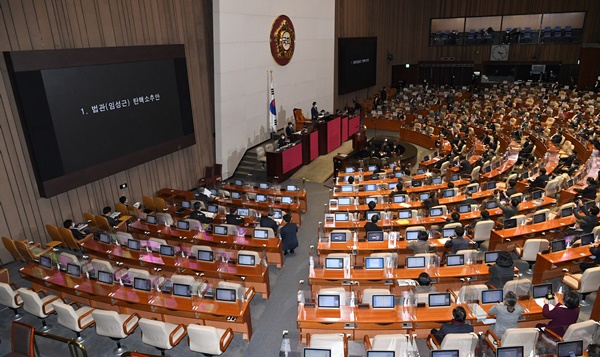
[535, 298, 557, 310]
[203, 188, 212, 197]
[399, 203, 411, 208]
[201, 211, 215, 218]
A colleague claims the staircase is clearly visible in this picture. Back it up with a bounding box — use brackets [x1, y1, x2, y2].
[231, 140, 277, 182]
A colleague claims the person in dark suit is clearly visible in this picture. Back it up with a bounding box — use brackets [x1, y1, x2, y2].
[364, 215, 382, 233]
[487, 251, 514, 288]
[495, 195, 520, 220]
[285, 122, 294, 138]
[580, 243, 600, 272]
[277, 133, 287, 149]
[459, 156, 472, 176]
[188, 202, 213, 224]
[574, 177, 599, 200]
[430, 306, 474, 344]
[380, 87, 387, 101]
[389, 182, 407, 198]
[311, 102, 319, 120]
[573, 199, 599, 233]
[423, 191, 439, 211]
[529, 168, 549, 189]
[444, 226, 471, 254]
[226, 205, 244, 226]
[503, 179, 518, 199]
[363, 200, 378, 220]
[102, 206, 120, 227]
[259, 209, 279, 235]
[536, 291, 580, 336]
[63, 219, 88, 240]
[407, 230, 430, 254]
[550, 132, 563, 145]
[279, 214, 298, 255]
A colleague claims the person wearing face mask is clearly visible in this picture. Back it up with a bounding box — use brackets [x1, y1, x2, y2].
[311, 101, 319, 120]
[277, 133, 287, 149]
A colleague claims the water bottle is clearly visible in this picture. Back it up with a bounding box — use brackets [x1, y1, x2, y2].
[353, 231, 358, 249]
[350, 291, 356, 307]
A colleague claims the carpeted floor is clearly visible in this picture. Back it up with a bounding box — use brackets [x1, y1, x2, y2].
[291, 140, 354, 183]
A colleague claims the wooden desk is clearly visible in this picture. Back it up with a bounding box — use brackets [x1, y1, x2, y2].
[80, 238, 271, 298]
[332, 180, 470, 198]
[267, 143, 304, 182]
[489, 216, 575, 251]
[221, 183, 308, 213]
[157, 188, 195, 203]
[208, 197, 302, 226]
[532, 245, 592, 284]
[20, 264, 255, 340]
[128, 221, 284, 268]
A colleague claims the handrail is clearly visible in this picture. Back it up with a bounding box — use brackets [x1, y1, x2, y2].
[33, 330, 87, 357]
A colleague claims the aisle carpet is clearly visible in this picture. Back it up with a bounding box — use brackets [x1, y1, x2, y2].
[290, 140, 353, 183]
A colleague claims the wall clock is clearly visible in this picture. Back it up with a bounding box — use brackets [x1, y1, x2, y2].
[490, 45, 509, 61]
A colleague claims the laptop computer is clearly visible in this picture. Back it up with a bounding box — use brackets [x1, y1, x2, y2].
[231, 191, 242, 200]
[196, 250, 214, 262]
[579, 233, 595, 246]
[341, 185, 353, 193]
[366, 212, 380, 221]
[561, 206, 574, 217]
[366, 197, 379, 205]
[412, 180, 423, 187]
[450, 174, 460, 181]
[531, 190, 543, 200]
[133, 277, 151, 292]
[481, 289, 504, 304]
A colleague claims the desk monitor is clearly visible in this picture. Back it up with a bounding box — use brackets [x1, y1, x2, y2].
[256, 194, 267, 202]
[253, 228, 269, 240]
[388, 182, 398, 190]
[273, 210, 283, 219]
[231, 191, 242, 199]
[466, 185, 477, 194]
[305, 348, 331, 357]
[496, 346, 523, 357]
[325, 258, 344, 269]
[450, 174, 460, 181]
[493, 161, 501, 169]
[234, 179, 244, 186]
[181, 200, 191, 209]
[416, 168, 425, 175]
[237, 208, 250, 217]
[343, 174, 351, 181]
[423, 155, 430, 162]
[176, 220, 190, 230]
[484, 166, 492, 173]
[428, 293, 451, 307]
[406, 256, 426, 268]
[429, 208, 443, 217]
[443, 189, 455, 198]
[372, 295, 395, 309]
[557, 340, 583, 357]
[431, 351, 458, 357]
[330, 232, 347, 242]
[567, 179, 574, 188]
[345, 167, 355, 173]
[238, 254, 256, 266]
[368, 165, 377, 171]
[367, 231, 384, 242]
[531, 167, 539, 175]
[395, 172, 403, 178]
[39, 255, 53, 269]
[133, 277, 151, 292]
[458, 204, 471, 213]
[393, 195, 406, 203]
[433, 151, 438, 158]
[127, 239, 141, 251]
[398, 210, 412, 219]
[365, 257, 384, 270]
[486, 200, 498, 209]
[97, 270, 113, 285]
[286, 185, 298, 192]
[482, 289, 504, 304]
[485, 251, 500, 264]
[368, 352, 395, 357]
[521, 172, 530, 180]
[365, 196, 379, 205]
[369, 173, 379, 180]
[99, 232, 111, 244]
[580, 233, 594, 246]
[173, 283, 191, 297]
[213, 225, 228, 236]
[512, 195, 523, 204]
[419, 192, 430, 201]
[145, 215, 157, 224]
[532, 283, 552, 299]
[446, 254, 464, 266]
[209, 189, 218, 196]
[561, 206, 574, 217]
[281, 196, 293, 204]
[341, 185, 353, 193]
[442, 228, 455, 238]
[503, 218, 517, 229]
[160, 244, 175, 257]
[432, 177, 443, 185]
[338, 197, 352, 206]
[533, 212, 546, 224]
[366, 212, 380, 221]
[197, 250, 214, 262]
[335, 212, 350, 222]
[486, 181, 497, 190]
[405, 231, 420, 241]
[551, 239, 566, 252]
[207, 204, 218, 213]
[412, 180, 423, 187]
[317, 294, 340, 308]
[259, 182, 269, 190]
[215, 288, 237, 302]
[389, 163, 396, 169]
[531, 190, 543, 200]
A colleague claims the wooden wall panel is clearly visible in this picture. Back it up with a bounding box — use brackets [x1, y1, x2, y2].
[335, 0, 600, 109]
[0, 0, 214, 261]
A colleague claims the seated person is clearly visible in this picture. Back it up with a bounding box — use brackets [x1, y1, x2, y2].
[579, 243, 600, 273]
[363, 200, 378, 220]
[430, 306, 474, 344]
[415, 272, 436, 294]
[407, 230, 430, 254]
[102, 206, 121, 227]
[389, 182, 407, 197]
[188, 202, 214, 224]
[63, 219, 90, 240]
[503, 179, 518, 198]
[536, 291, 580, 338]
[574, 177, 599, 200]
[444, 226, 471, 254]
[423, 191, 439, 211]
[529, 168, 549, 189]
[277, 133, 287, 149]
[487, 291, 524, 339]
[226, 205, 245, 226]
[363, 215, 382, 233]
[461, 191, 478, 206]
[443, 212, 462, 229]
[259, 209, 279, 234]
[487, 251, 514, 288]
[494, 192, 519, 220]
[573, 198, 599, 233]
